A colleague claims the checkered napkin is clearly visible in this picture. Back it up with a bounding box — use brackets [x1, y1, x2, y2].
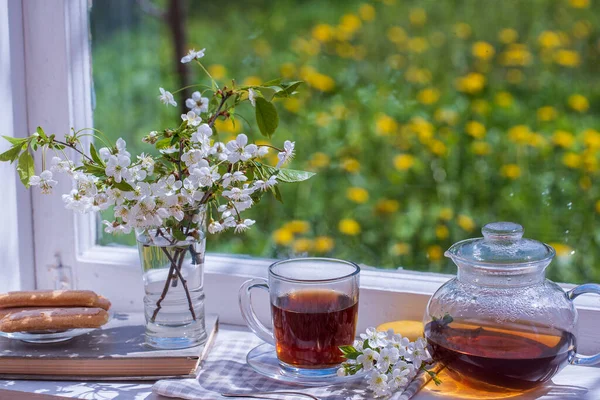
[153, 330, 435, 400]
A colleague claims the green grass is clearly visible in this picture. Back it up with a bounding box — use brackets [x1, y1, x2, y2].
[91, 0, 600, 283]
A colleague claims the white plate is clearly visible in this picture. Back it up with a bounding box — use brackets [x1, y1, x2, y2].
[0, 328, 98, 344]
[246, 343, 367, 387]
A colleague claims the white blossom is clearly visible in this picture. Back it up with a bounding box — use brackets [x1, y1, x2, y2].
[221, 171, 247, 187]
[407, 338, 431, 369]
[191, 123, 213, 143]
[357, 348, 379, 372]
[367, 372, 390, 397]
[159, 87, 177, 107]
[90, 193, 111, 211]
[162, 175, 183, 196]
[256, 146, 269, 157]
[99, 147, 112, 161]
[115, 138, 130, 157]
[234, 219, 255, 233]
[276, 140, 295, 168]
[208, 221, 224, 234]
[125, 181, 152, 201]
[105, 155, 131, 183]
[142, 131, 158, 144]
[190, 164, 220, 187]
[222, 186, 254, 202]
[337, 368, 347, 377]
[253, 175, 277, 191]
[182, 149, 204, 167]
[377, 347, 400, 373]
[226, 134, 258, 163]
[106, 187, 125, 205]
[389, 366, 411, 391]
[248, 88, 257, 107]
[29, 170, 57, 194]
[181, 111, 202, 127]
[50, 156, 73, 175]
[138, 153, 155, 174]
[62, 190, 91, 213]
[185, 91, 209, 115]
[360, 327, 388, 348]
[180, 48, 205, 63]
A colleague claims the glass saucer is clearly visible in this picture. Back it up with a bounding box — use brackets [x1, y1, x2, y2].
[0, 328, 97, 344]
[246, 343, 368, 387]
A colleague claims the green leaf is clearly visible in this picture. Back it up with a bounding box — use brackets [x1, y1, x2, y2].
[339, 345, 361, 360]
[274, 81, 303, 98]
[83, 164, 106, 175]
[155, 137, 172, 149]
[36, 126, 48, 140]
[89, 142, 104, 166]
[16, 151, 35, 187]
[257, 86, 281, 102]
[272, 185, 283, 203]
[112, 180, 134, 192]
[0, 145, 24, 163]
[171, 229, 187, 242]
[260, 165, 316, 183]
[262, 78, 282, 86]
[2, 136, 27, 146]
[255, 97, 279, 138]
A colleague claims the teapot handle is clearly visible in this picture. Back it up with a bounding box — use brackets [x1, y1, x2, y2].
[567, 284, 600, 366]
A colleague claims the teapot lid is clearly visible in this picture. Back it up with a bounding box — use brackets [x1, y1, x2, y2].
[446, 222, 555, 265]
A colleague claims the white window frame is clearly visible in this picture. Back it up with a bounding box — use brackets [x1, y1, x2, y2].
[4, 0, 600, 354]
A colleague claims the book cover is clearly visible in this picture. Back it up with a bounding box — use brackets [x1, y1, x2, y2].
[0, 313, 218, 380]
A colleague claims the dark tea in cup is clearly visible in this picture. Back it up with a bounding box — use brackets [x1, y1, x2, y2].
[272, 289, 358, 368]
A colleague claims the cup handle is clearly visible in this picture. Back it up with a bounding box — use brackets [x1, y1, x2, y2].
[567, 284, 600, 366]
[239, 278, 275, 345]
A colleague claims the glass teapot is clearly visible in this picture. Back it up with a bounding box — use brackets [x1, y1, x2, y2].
[424, 222, 600, 390]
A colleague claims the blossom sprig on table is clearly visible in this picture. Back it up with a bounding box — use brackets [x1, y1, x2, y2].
[338, 327, 439, 398]
[0, 47, 313, 244]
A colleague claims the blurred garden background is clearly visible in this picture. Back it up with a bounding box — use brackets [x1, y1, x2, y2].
[90, 0, 600, 283]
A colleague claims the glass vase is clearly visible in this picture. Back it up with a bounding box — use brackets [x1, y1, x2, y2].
[135, 206, 207, 349]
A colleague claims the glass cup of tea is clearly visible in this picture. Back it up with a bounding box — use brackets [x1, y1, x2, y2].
[239, 257, 360, 376]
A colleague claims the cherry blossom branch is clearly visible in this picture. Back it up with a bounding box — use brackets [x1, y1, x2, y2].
[51, 139, 94, 163]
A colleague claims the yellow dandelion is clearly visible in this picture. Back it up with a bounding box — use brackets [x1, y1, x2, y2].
[283, 97, 301, 113]
[341, 158, 361, 173]
[376, 113, 398, 136]
[280, 63, 296, 79]
[312, 24, 334, 42]
[527, 133, 547, 148]
[314, 236, 335, 253]
[391, 242, 411, 256]
[427, 245, 444, 261]
[214, 118, 242, 134]
[208, 64, 227, 80]
[538, 31, 562, 48]
[436, 225, 450, 240]
[537, 106, 558, 122]
[409, 8, 427, 26]
[336, 42, 356, 58]
[554, 50, 581, 67]
[596, 200, 600, 214]
[457, 215, 476, 232]
[339, 14, 362, 35]
[472, 41, 495, 61]
[339, 218, 361, 236]
[243, 76, 263, 87]
[358, 3, 376, 21]
[347, 187, 370, 204]
[454, 23, 472, 39]
[568, 94, 589, 112]
[284, 220, 310, 234]
[417, 88, 440, 105]
[293, 238, 314, 253]
[439, 208, 454, 221]
[506, 69, 524, 84]
[375, 199, 400, 214]
[495, 91, 514, 108]
[394, 154, 416, 171]
[429, 140, 447, 156]
[273, 228, 294, 246]
[292, 38, 320, 56]
[456, 73, 486, 94]
[465, 121, 486, 139]
[500, 44, 533, 66]
[387, 26, 407, 44]
[498, 28, 518, 44]
[309, 152, 330, 169]
[549, 243, 574, 257]
[580, 176, 592, 190]
[471, 141, 491, 156]
[583, 129, 600, 149]
[569, 0, 590, 8]
[562, 153, 581, 169]
[405, 67, 432, 84]
[501, 164, 522, 179]
[408, 37, 429, 53]
[553, 131, 575, 148]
